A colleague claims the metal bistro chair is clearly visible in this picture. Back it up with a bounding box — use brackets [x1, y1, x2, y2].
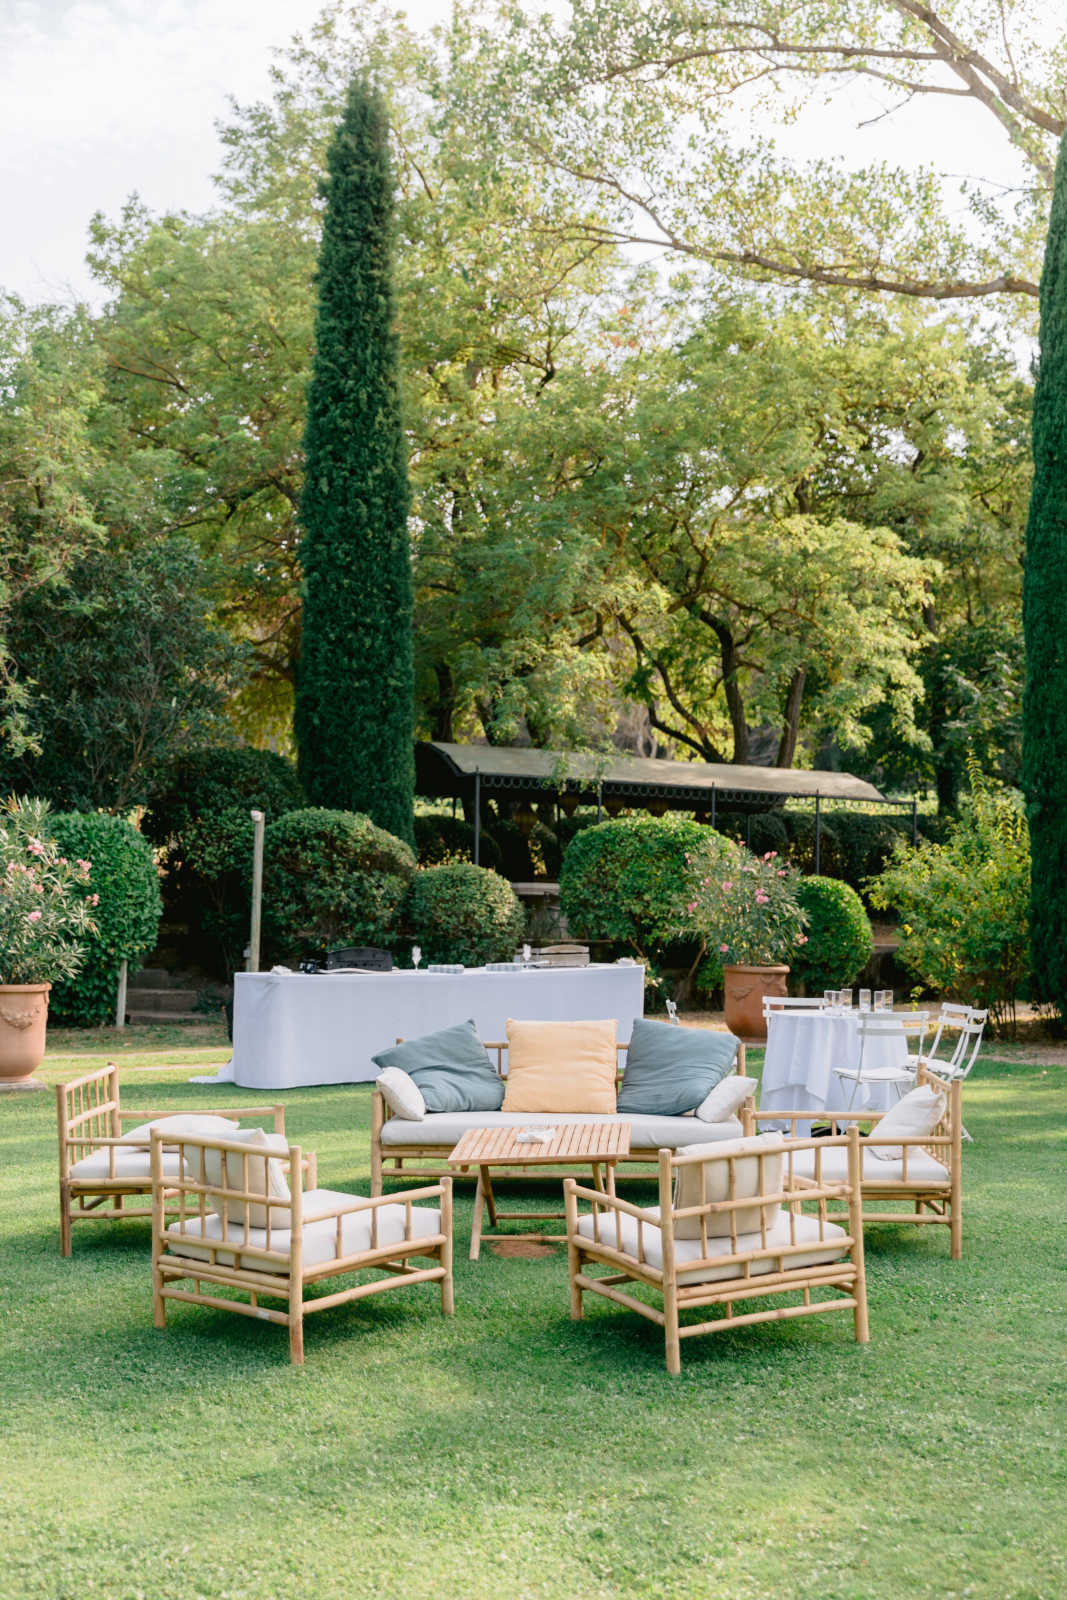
[834, 1011, 929, 1110]
[762, 996, 828, 1021]
[912, 1006, 988, 1141]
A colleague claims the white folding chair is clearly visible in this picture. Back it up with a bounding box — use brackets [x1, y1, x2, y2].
[762, 995, 828, 1021]
[834, 1011, 929, 1109]
[917, 1007, 987, 1141]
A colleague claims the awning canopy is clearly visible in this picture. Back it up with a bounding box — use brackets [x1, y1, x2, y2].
[416, 742, 891, 811]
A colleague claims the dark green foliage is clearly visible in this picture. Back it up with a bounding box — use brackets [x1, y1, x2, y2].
[494, 819, 561, 881]
[48, 814, 162, 1026]
[264, 808, 415, 960]
[142, 746, 305, 979]
[295, 79, 414, 842]
[790, 877, 874, 994]
[143, 747, 304, 850]
[560, 815, 730, 959]
[1, 538, 242, 813]
[1023, 133, 1067, 1013]
[406, 863, 525, 967]
[412, 812, 502, 873]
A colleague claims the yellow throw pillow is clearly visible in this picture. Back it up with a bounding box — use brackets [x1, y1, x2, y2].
[502, 1019, 618, 1113]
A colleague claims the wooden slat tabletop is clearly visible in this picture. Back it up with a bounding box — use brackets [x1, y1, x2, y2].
[448, 1122, 631, 1167]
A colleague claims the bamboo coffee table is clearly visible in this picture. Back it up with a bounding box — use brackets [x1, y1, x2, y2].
[448, 1123, 632, 1260]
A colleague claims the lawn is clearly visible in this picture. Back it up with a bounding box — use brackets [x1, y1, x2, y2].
[2, 1033, 1064, 1600]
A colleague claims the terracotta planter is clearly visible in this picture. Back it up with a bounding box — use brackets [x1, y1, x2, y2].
[0, 983, 51, 1083]
[722, 965, 788, 1041]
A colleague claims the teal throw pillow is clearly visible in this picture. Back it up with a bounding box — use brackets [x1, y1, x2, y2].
[372, 1020, 504, 1113]
[616, 1018, 739, 1117]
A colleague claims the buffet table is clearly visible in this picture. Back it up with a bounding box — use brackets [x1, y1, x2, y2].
[760, 1008, 909, 1134]
[219, 964, 646, 1090]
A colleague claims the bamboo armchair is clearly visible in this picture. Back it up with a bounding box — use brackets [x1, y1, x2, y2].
[756, 1069, 964, 1257]
[371, 1039, 752, 1194]
[565, 1128, 869, 1374]
[152, 1130, 454, 1365]
[56, 1063, 288, 1257]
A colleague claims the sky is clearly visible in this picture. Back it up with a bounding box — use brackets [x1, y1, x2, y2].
[0, 0, 1037, 308]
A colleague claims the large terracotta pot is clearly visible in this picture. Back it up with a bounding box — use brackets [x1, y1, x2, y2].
[722, 965, 788, 1041]
[0, 983, 51, 1083]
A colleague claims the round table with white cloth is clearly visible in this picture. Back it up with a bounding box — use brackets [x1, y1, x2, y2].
[759, 1009, 909, 1134]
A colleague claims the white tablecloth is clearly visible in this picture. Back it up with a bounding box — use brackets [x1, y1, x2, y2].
[219, 964, 646, 1090]
[760, 1010, 908, 1133]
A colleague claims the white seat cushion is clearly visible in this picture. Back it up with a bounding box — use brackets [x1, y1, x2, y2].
[791, 1145, 949, 1186]
[162, 1189, 442, 1273]
[69, 1148, 184, 1182]
[575, 1207, 849, 1285]
[380, 1111, 744, 1148]
[119, 1114, 239, 1144]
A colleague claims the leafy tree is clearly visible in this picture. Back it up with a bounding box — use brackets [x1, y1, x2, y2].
[1022, 132, 1067, 1014]
[1, 538, 243, 812]
[295, 78, 414, 839]
[490, 0, 1064, 309]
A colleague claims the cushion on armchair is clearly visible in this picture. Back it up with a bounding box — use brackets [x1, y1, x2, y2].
[617, 1018, 738, 1116]
[869, 1082, 946, 1160]
[502, 1019, 617, 1113]
[196, 1126, 292, 1229]
[695, 1073, 755, 1123]
[372, 1021, 504, 1113]
[673, 1132, 784, 1238]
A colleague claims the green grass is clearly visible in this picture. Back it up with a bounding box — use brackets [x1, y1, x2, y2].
[2, 1037, 1065, 1600]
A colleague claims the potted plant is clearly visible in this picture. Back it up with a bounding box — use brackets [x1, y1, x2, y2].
[681, 845, 808, 1039]
[0, 797, 96, 1084]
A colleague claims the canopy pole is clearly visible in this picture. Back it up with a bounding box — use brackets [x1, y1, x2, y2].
[474, 770, 481, 865]
[596, 780, 602, 824]
[249, 809, 265, 972]
[912, 796, 919, 846]
[814, 793, 822, 876]
[711, 787, 716, 829]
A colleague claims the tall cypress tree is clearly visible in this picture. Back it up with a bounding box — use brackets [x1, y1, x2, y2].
[1022, 132, 1067, 1012]
[295, 79, 414, 842]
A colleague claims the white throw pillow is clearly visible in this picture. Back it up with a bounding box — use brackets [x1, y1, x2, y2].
[196, 1126, 292, 1228]
[119, 1113, 239, 1145]
[673, 1132, 784, 1238]
[695, 1074, 755, 1123]
[870, 1083, 947, 1160]
[376, 1066, 426, 1122]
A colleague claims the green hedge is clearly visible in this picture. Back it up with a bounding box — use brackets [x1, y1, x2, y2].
[264, 809, 415, 960]
[790, 876, 874, 993]
[143, 746, 305, 848]
[48, 814, 162, 1026]
[406, 863, 525, 967]
[559, 815, 730, 959]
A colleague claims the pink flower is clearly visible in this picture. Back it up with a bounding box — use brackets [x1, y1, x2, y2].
[90, 893, 100, 907]
[797, 934, 808, 944]
[77, 859, 91, 878]
[27, 909, 42, 923]
[687, 901, 697, 912]
[755, 891, 769, 904]
[722, 881, 733, 892]
[719, 943, 729, 953]
[33, 881, 44, 894]
[778, 869, 787, 877]
[27, 837, 45, 857]
[763, 851, 778, 861]
[58, 857, 67, 866]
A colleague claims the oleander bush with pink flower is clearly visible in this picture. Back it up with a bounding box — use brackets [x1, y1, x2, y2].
[677, 841, 808, 967]
[0, 797, 96, 985]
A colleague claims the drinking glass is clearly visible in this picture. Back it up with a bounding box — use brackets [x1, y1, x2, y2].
[883, 988, 894, 1010]
[859, 988, 872, 1012]
[411, 945, 422, 972]
[838, 990, 854, 1009]
[823, 990, 836, 1009]
[522, 943, 532, 966]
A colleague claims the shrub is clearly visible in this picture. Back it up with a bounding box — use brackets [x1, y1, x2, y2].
[412, 813, 502, 873]
[263, 809, 415, 960]
[142, 747, 305, 849]
[867, 774, 1029, 1031]
[779, 811, 843, 877]
[180, 808, 256, 978]
[49, 813, 162, 1025]
[790, 877, 873, 993]
[677, 844, 808, 967]
[560, 816, 731, 960]
[0, 798, 96, 987]
[406, 863, 525, 967]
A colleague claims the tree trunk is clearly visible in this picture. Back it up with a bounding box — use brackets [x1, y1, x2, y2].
[776, 669, 806, 767]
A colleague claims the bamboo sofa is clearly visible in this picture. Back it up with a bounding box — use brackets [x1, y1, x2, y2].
[371, 1039, 753, 1196]
[57, 1063, 290, 1257]
[755, 1069, 964, 1257]
[151, 1128, 453, 1365]
[566, 1127, 869, 1373]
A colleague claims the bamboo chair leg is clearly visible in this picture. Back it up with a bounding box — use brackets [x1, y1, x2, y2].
[440, 1178, 455, 1316]
[846, 1128, 870, 1344]
[664, 1288, 681, 1376]
[59, 1187, 72, 1258]
[568, 1244, 584, 1320]
[288, 1300, 305, 1366]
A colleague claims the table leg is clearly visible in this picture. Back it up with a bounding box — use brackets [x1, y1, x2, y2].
[470, 1169, 487, 1261]
[482, 1166, 498, 1227]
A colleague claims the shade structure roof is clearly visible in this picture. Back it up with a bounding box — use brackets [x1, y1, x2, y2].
[416, 742, 890, 809]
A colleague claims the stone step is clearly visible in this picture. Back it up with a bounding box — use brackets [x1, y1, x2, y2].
[125, 1009, 211, 1025]
[125, 987, 202, 1014]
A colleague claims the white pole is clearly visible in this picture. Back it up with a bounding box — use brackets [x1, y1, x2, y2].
[115, 958, 128, 1029]
[249, 809, 265, 973]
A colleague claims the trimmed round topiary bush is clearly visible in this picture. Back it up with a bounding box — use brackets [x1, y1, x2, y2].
[559, 815, 731, 959]
[264, 808, 416, 960]
[406, 863, 525, 967]
[790, 876, 874, 993]
[49, 813, 163, 1026]
[412, 812, 502, 873]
